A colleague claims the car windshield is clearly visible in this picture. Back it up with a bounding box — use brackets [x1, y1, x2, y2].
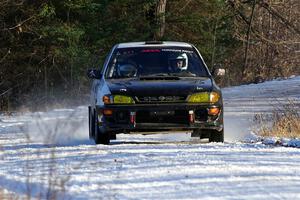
[105, 47, 209, 79]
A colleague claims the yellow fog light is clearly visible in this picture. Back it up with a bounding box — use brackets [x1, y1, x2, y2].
[187, 92, 220, 103]
[113, 95, 135, 104]
[188, 92, 210, 103]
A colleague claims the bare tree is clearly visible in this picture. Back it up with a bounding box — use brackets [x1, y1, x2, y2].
[243, 0, 256, 76]
[227, 0, 300, 83]
[154, 0, 167, 40]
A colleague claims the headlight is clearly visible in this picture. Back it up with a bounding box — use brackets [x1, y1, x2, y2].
[103, 95, 135, 104]
[187, 92, 220, 103]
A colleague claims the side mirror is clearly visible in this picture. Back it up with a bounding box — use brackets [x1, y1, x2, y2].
[87, 69, 102, 79]
[212, 68, 225, 77]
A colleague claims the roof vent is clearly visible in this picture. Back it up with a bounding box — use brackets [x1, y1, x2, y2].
[145, 41, 164, 45]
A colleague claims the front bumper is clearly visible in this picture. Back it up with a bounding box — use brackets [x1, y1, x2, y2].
[96, 103, 223, 133]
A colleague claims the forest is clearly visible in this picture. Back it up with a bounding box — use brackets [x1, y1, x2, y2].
[0, 0, 299, 111]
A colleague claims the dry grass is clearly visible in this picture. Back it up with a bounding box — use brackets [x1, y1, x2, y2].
[254, 100, 300, 138]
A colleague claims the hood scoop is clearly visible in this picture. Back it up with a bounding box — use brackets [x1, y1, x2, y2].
[139, 76, 180, 81]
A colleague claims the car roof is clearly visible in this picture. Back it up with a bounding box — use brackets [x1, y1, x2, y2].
[116, 41, 193, 49]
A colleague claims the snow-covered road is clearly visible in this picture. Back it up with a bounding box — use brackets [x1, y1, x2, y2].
[1, 76, 300, 199]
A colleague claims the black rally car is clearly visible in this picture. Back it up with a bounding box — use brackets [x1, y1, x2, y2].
[87, 41, 225, 144]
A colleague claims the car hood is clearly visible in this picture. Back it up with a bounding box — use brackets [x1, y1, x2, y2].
[106, 77, 213, 96]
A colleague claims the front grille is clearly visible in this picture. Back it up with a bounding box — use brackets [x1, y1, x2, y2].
[136, 95, 186, 103]
[136, 110, 189, 124]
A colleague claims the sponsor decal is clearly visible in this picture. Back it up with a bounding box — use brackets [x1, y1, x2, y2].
[161, 49, 193, 54]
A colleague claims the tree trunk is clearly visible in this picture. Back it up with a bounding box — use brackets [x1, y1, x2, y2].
[243, 0, 256, 78]
[154, 0, 167, 40]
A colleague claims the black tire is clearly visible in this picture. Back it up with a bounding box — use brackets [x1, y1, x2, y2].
[110, 133, 117, 140]
[209, 129, 224, 143]
[94, 111, 110, 145]
[191, 129, 224, 143]
[191, 129, 209, 139]
[88, 106, 95, 139]
[191, 129, 200, 137]
[95, 129, 110, 145]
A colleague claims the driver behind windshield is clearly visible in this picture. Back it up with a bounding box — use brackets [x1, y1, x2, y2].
[168, 53, 195, 76]
[106, 48, 207, 78]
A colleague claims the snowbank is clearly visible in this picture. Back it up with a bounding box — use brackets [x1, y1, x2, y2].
[243, 132, 300, 148]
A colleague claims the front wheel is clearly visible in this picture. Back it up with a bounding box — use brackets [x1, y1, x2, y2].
[94, 110, 110, 145]
[209, 129, 224, 143]
[95, 128, 110, 145]
[88, 106, 95, 139]
[191, 129, 224, 143]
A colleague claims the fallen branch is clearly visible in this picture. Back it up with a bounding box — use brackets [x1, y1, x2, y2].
[3, 16, 35, 31]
